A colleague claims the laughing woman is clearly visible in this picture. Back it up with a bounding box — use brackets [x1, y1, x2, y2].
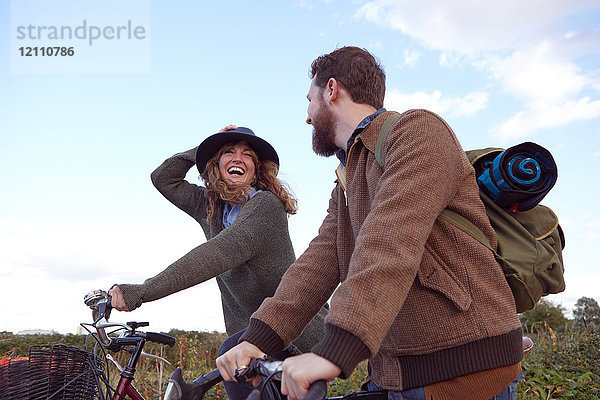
[109, 126, 326, 400]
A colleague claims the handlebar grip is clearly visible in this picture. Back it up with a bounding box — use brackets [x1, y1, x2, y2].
[246, 388, 262, 400]
[203, 369, 223, 385]
[145, 332, 176, 347]
[304, 380, 328, 400]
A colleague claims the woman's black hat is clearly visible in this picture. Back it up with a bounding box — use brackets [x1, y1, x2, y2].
[195, 127, 279, 174]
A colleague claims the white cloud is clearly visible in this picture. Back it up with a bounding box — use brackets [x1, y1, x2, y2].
[551, 274, 600, 316]
[483, 43, 588, 107]
[355, 1, 600, 54]
[485, 41, 600, 139]
[294, 0, 315, 10]
[0, 217, 222, 334]
[355, 1, 600, 139]
[0, 218, 202, 282]
[385, 89, 488, 117]
[581, 217, 600, 243]
[403, 49, 419, 66]
[491, 97, 600, 141]
[0, 271, 225, 335]
[372, 40, 384, 50]
[0, 217, 35, 233]
[439, 52, 466, 68]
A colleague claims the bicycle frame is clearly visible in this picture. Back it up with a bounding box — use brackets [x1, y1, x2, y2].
[114, 377, 144, 400]
[83, 290, 175, 400]
[109, 337, 147, 400]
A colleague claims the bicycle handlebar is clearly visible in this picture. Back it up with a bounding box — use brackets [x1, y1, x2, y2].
[83, 289, 175, 348]
[145, 331, 176, 347]
[236, 357, 329, 400]
[247, 379, 326, 400]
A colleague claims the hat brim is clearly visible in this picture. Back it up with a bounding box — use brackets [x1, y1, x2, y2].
[195, 130, 279, 174]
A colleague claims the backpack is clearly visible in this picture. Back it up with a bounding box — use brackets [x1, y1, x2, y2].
[375, 113, 566, 313]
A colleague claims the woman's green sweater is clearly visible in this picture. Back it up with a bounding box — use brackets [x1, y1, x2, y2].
[118, 148, 326, 353]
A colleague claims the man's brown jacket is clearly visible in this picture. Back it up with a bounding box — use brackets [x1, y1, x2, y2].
[242, 109, 523, 390]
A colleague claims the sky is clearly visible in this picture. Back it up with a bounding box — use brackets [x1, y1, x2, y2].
[1, 0, 599, 335]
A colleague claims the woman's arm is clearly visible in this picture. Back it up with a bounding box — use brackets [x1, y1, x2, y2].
[151, 147, 208, 222]
[114, 192, 286, 311]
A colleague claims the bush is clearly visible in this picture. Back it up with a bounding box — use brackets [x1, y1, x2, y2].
[518, 327, 600, 399]
[520, 299, 570, 333]
[3, 327, 599, 399]
[573, 297, 600, 331]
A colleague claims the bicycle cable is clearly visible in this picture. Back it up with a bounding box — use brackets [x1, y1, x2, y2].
[258, 370, 283, 400]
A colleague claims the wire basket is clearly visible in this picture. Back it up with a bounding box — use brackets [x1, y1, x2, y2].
[0, 344, 103, 400]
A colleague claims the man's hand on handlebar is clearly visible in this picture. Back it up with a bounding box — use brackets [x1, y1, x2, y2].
[216, 341, 266, 387]
[217, 341, 341, 400]
[109, 285, 131, 312]
[281, 353, 341, 400]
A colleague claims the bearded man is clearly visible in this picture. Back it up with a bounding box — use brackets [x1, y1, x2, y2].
[217, 47, 523, 400]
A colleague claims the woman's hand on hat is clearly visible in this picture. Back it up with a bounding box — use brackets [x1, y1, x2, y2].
[219, 125, 238, 132]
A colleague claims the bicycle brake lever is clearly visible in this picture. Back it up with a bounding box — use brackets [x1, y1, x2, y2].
[141, 350, 172, 365]
[234, 366, 255, 384]
[256, 359, 283, 379]
[106, 354, 124, 372]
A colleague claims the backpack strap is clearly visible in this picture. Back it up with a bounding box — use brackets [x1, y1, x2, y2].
[337, 112, 400, 189]
[439, 209, 500, 259]
[375, 112, 401, 168]
[375, 113, 500, 261]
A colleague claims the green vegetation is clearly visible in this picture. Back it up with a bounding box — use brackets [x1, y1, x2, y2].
[516, 298, 600, 399]
[518, 326, 600, 399]
[519, 299, 570, 333]
[1, 329, 228, 400]
[573, 297, 600, 331]
[2, 298, 600, 399]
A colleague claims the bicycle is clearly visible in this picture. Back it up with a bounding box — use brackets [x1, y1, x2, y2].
[83, 289, 378, 400]
[81, 290, 356, 400]
[81, 289, 182, 399]
[0, 289, 178, 400]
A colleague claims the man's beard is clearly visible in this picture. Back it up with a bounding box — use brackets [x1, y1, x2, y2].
[311, 104, 338, 157]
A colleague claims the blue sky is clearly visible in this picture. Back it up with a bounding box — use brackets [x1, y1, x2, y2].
[1, 0, 599, 334]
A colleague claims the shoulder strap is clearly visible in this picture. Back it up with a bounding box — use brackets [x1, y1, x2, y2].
[375, 112, 401, 168]
[439, 209, 499, 258]
[375, 113, 497, 259]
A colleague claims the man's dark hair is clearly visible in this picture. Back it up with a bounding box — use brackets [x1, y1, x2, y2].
[310, 46, 386, 109]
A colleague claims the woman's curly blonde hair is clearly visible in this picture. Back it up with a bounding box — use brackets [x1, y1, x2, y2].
[200, 141, 298, 222]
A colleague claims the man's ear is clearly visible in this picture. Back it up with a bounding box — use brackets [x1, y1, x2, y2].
[326, 78, 339, 104]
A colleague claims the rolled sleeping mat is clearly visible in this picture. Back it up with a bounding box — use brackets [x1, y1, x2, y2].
[477, 142, 557, 212]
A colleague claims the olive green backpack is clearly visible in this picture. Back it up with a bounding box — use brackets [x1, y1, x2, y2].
[375, 115, 566, 313]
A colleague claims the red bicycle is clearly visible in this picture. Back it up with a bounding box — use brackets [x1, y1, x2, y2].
[81, 289, 179, 399]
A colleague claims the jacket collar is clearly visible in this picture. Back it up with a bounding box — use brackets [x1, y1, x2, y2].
[356, 110, 398, 154]
[336, 108, 387, 166]
[335, 110, 396, 193]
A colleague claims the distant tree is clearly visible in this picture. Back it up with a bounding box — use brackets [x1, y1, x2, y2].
[519, 299, 569, 333]
[573, 296, 600, 330]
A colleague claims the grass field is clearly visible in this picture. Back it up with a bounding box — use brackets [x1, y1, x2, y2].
[2, 326, 599, 399]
